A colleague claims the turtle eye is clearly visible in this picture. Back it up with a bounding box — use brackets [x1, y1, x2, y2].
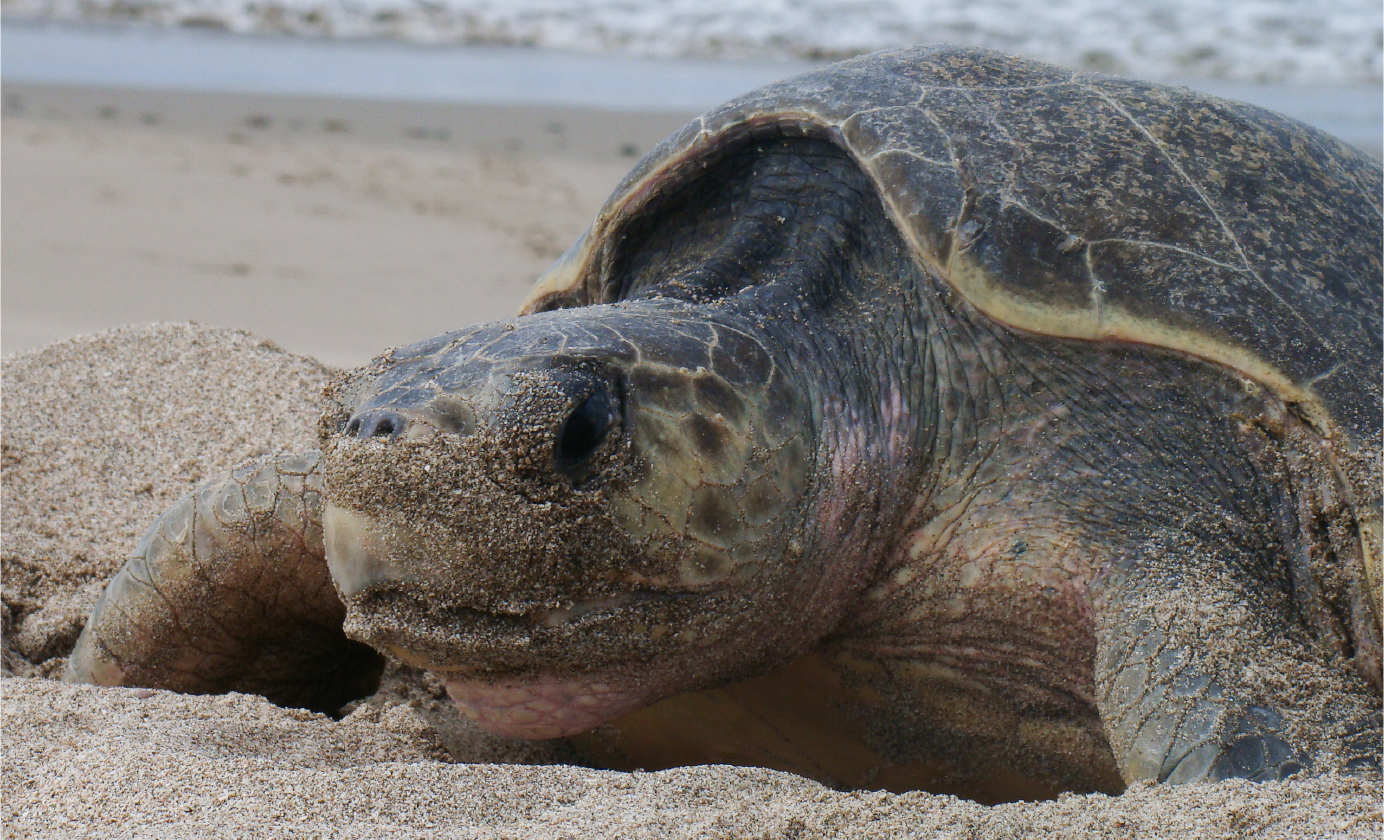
[553, 382, 624, 486]
[556, 390, 617, 468]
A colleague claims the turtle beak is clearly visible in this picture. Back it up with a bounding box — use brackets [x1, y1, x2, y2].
[323, 504, 420, 599]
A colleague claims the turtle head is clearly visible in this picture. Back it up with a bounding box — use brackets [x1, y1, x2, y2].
[318, 303, 841, 738]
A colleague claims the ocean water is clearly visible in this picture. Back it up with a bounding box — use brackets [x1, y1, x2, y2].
[4, 0, 1380, 85]
[4, 21, 1380, 156]
[0, 22, 815, 111]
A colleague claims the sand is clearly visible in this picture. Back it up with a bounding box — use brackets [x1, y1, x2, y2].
[1, 332, 1379, 840]
[1, 82, 689, 368]
[3, 679, 1377, 839]
[1, 325, 333, 674]
[2, 85, 1380, 838]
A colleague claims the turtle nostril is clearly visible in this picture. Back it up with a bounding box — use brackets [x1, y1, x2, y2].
[555, 390, 617, 471]
[372, 416, 398, 438]
[347, 410, 409, 440]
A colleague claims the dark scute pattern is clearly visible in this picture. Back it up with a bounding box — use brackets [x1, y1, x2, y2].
[965, 193, 1094, 312]
[582, 44, 1380, 446]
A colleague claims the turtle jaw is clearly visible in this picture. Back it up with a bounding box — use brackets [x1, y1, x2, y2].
[357, 592, 686, 739]
[322, 503, 719, 715]
[364, 602, 664, 739]
[322, 499, 837, 740]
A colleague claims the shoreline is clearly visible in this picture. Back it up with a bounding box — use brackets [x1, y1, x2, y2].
[0, 81, 697, 159]
[0, 20, 819, 112]
[5, 21, 1379, 153]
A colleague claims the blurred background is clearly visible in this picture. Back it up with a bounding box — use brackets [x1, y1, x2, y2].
[3, 1, 1381, 367]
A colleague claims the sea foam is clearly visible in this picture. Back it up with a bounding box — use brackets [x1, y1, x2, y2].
[4, 0, 1379, 85]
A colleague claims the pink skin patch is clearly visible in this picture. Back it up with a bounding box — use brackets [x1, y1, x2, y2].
[444, 674, 654, 739]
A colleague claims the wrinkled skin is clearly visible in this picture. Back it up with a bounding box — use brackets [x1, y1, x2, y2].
[67, 51, 1381, 802]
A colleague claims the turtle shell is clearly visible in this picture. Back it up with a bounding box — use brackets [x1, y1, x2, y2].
[520, 45, 1383, 606]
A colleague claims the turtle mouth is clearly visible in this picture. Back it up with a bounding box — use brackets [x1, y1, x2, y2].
[377, 605, 673, 738]
[526, 594, 641, 628]
[371, 588, 681, 653]
[325, 503, 675, 607]
[324, 504, 700, 672]
[349, 584, 690, 673]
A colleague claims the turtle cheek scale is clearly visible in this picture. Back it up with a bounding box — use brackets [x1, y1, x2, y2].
[613, 356, 814, 590]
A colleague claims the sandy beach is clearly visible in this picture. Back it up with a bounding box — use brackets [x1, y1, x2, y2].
[1, 81, 691, 367]
[4, 323, 1378, 839]
[3, 63, 1382, 837]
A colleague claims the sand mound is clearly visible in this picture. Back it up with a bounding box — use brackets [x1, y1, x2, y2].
[2, 323, 333, 677]
[4, 677, 1377, 839]
[2, 323, 1378, 838]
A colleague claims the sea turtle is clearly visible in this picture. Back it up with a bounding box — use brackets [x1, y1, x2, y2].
[66, 45, 1381, 801]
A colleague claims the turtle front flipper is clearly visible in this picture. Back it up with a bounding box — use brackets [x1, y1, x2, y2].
[1093, 525, 1382, 784]
[64, 451, 384, 714]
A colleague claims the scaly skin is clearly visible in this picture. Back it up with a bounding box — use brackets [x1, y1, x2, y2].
[66, 452, 382, 714]
[67, 51, 1381, 796]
